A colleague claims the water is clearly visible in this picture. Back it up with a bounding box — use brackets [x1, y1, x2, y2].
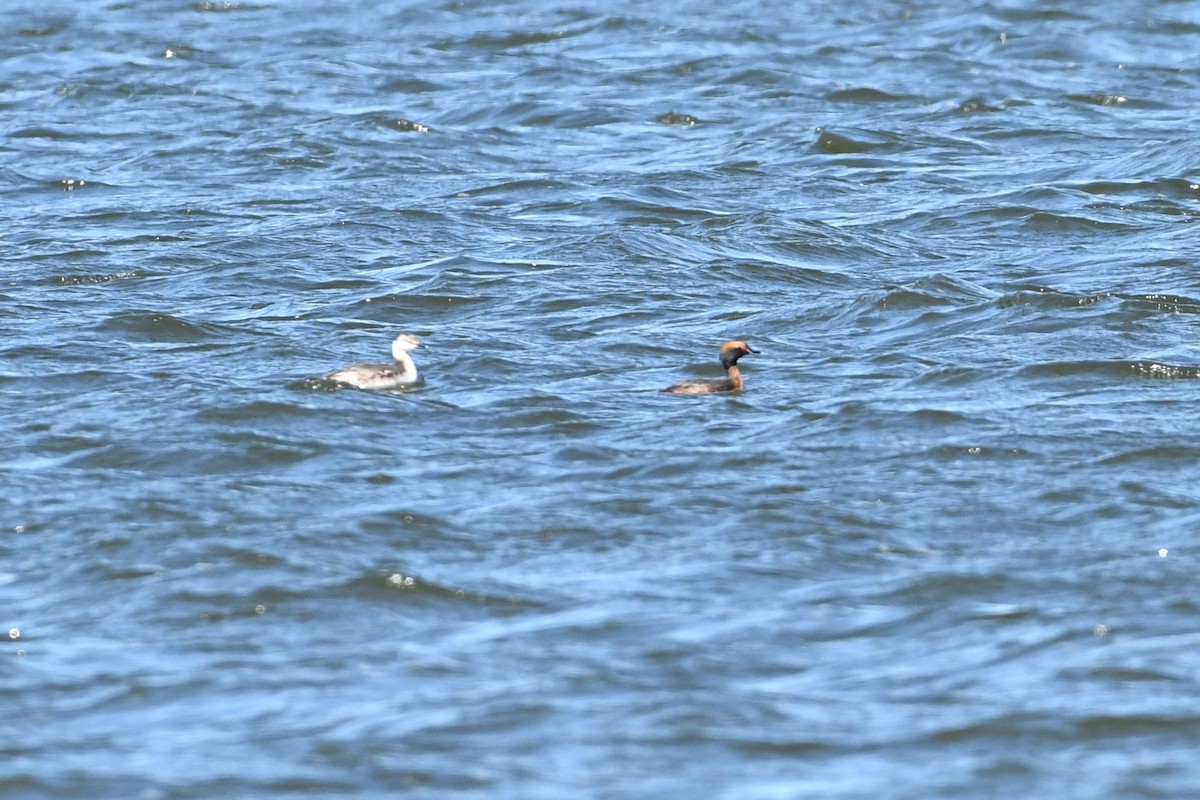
[4, 1, 1200, 796]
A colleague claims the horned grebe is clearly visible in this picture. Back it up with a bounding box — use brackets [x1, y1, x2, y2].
[663, 340, 758, 394]
[324, 333, 422, 390]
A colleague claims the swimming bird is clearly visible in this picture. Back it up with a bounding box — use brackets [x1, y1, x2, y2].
[663, 340, 759, 394]
[324, 333, 422, 390]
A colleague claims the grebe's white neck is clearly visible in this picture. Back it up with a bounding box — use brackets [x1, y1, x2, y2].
[389, 350, 416, 382]
[390, 334, 421, 381]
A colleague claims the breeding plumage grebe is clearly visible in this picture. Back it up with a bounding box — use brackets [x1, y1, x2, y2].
[663, 340, 759, 394]
[324, 333, 422, 389]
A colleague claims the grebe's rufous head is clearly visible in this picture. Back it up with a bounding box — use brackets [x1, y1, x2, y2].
[719, 340, 758, 368]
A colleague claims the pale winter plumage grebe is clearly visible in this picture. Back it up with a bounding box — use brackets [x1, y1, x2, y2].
[324, 333, 422, 389]
[663, 340, 759, 394]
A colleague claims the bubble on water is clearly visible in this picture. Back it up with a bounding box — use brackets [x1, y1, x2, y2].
[1093, 624, 1111, 637]
[1158, 548, 1168, 557]
[254, 605, 266, 615]
[8, 628, 19, 640]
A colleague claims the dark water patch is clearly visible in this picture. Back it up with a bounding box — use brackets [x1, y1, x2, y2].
[827, 87, 919, 104]
[499, 102, 620, 129]
[988, 6, 1090, 23]
[97, 312, 241, 343]
[37, 210, 175, 233]
[997, 287, 1111, 311]
[157, 42, 208, 61]
[341, 571, 544, 610]
[910, 366, 991, 387]
[356, 508, 450, 537]
[925, 444, 1031, 460]
[1075, 178, 1200, 199]
[11, 127, 76, 140]
[39, 258, 133, 275]
[711, 66, 793, 94]
[376, 75, 445, 94]
[729, 735, 831, 757]
[1077, 714, 1200, 739]
[1119, 293, 1200, 314]
[874, 274, 993, 311]
[669, 55, 730, 78]
[95, 562, 163, 582]
[99, 233, 190, 247]
[814, 129, 893, 154]
[191, 1, 271, 12]
[194, 401, 329, 425]
[972, 125, 1109, 146]
[456, 22, 601, 52]
[724, 257, 854, 289]
[454, 177, 576, 200]
[302, 277, 377, 291]
[870, 285, 950, 312]
[765, 218, 902, 264]
[347, 291, 491, 315]
[1060, 662, 1180, 690]
[61, 432, 327, 474]
[592, 190, 738, 226]
[1095, 445, 1200, 466]
[1023, 210, 1135, 232]
[481, 402, 601, 434]
[1000, 285, 1200, 320]
[1021, 360, 1200, 381]
[802, 403, 984, 439]
[1104, 481, 1198, 513]
[17, 14, 73, 36]
[1104, 198, 1200, 219]
[904, 408, 977, 426]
